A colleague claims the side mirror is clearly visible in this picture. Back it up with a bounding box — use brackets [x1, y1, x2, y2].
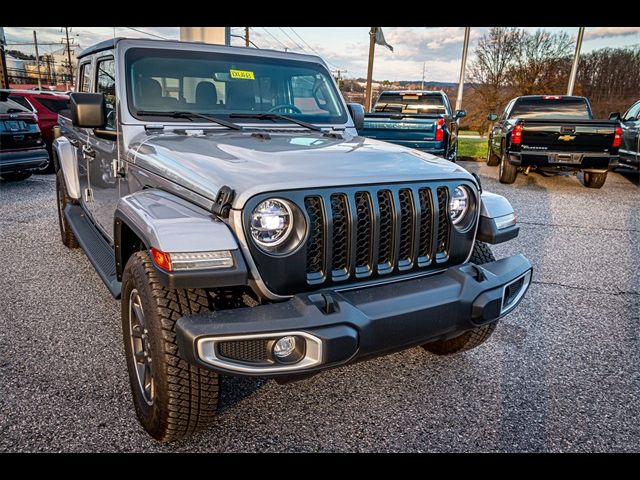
[487, 113, 498, 122]
[455, 109, 467, 119]
[609, 111, 621, 121]
[70, 92, 106, 129]
[347, 102, 365, 131]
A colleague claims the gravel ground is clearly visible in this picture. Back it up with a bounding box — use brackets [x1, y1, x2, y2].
[1, 163, 639, 452]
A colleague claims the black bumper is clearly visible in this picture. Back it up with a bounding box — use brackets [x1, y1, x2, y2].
[0, 148, 50, 173]
[508, 150, 618, 170]
[176, 255, 532, 377]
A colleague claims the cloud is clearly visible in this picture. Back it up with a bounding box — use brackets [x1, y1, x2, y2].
[584, 27, 640, 40]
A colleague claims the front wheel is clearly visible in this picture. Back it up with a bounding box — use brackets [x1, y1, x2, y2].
[421, 242, 499, 355]
[498, 149, 518, 184]
[121, 251, 220, 442]
[448, 141, 458, 163]
[578, 171, 607, 189]
[486, 141, 500, 166]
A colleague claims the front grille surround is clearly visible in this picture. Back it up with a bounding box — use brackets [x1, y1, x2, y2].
[242, 180, 478, 296]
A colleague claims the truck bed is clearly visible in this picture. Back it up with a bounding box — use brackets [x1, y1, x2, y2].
[359, 113, 444, 150]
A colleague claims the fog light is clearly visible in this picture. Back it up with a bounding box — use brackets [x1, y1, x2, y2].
[273, 336, 297, 359]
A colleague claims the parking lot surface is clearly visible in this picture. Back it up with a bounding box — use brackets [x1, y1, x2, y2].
[1, 162, 638, 452]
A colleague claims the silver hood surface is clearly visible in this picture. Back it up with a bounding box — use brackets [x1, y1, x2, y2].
[129, 129, 475, 208]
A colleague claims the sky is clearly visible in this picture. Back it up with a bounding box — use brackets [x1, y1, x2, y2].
[4, 27, 640, 82]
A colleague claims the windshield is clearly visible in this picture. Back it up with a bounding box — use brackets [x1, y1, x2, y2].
[509, 98, 591, 120]
[374, 93, 447, 114]
[125, 48, 347, 124]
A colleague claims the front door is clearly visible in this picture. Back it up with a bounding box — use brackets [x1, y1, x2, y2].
[85, 56, 120, 240]
[620, 102, 640, 166]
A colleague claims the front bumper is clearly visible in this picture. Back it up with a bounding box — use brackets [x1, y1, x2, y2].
[176, 254, 532, 377]
[0, 148, 50, 173]
[508, 150, 618, 170]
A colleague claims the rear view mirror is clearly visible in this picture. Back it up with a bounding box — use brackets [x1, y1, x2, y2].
[455, 109, 467, 119]
[487, 113, 498, 122]
[347, 103, 365, 131]
[609, 111, 621, 121]
[70, 93, 107, 129]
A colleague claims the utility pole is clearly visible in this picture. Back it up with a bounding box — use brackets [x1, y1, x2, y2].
[455, 27, 471, 113]
[421, 62, 425, 90]
[45, 54, 53, 85]
[567, 27, 585, 96]
[0, 27, 9, 89]
[64, 27, 74, 87]
[33, 30, 42, 90]
[364, 27, 377, 112]
[245, 27, 250, 47]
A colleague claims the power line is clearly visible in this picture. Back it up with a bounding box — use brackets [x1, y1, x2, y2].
[277, 27, 306, 52]
[259, 27, 289, 51]
[288, 27, 343, 70]
[123, 27, 167, 40]
[230, 34, 260, 49]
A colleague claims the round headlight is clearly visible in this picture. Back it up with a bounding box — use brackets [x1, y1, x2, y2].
[250, 199, 294, 247]
[449, 186, 470, 225]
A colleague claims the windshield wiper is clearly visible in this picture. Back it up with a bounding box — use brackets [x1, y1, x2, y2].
[136, 110, 243, 130]
[229, 112, 322, 132]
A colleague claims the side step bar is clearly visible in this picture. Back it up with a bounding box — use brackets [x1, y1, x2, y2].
[64, 204, 122, 298]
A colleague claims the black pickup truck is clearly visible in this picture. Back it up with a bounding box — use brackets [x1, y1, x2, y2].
[486, 95, 621, 188]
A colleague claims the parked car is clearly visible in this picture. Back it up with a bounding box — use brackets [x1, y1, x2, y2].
[357, 90, 465, 161]
[616, 99, 639, 172]
[6, 89, 70, 173]
[0, 92, 49, 182]
[486, 95, 621, 188]
[54, 38, 532, 442]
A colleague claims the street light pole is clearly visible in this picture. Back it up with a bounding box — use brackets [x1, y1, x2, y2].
[455, 27, 470, 113]
[567, 27, 585, 96]
[33, 30, 42, 90]
[364, 27, 377, 112]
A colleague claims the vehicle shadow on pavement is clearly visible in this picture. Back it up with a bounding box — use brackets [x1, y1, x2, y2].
[217, 375, 269, 412]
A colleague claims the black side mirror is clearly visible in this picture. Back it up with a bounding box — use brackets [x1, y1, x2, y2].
[347, 102, 365, 131]
[455, 109, 467, 119]
[70, 92, 106, 129]
[487, 113, 498, 122]
[609, 111, 621, 121]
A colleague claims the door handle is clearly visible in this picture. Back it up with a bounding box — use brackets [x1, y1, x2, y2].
[82, 145, 96, 158]
[69, 139, 80, 147]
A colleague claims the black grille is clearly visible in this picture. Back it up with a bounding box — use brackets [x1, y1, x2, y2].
[330, 194, 349, 276]
[504, 276, 525, 308]
[417, 188, 433, 265]
[354, 192, 373, 273]
[436, 187, 450, 257]
[218, 339, 271, 364]
[398, 189, 415, 268]
[377, 190, 394, 268]
[305, 196, 325, 282]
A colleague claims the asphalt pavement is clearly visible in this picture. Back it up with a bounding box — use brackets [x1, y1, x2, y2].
[1, 162, 639, 452]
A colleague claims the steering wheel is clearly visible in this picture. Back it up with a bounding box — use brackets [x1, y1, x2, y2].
[268, 104, 303, 114]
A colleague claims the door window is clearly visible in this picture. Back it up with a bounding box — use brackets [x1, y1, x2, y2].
[623, 102, 640, 122]
[96, 57, 116, 129]
[78, 62, 93, 92]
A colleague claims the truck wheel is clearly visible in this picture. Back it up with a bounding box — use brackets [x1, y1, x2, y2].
[498, 149, 518, 184]
[578, 171, 607, 189]
[0, 172, 32, 182]
[121, 251, 220, 442]
[448, 142, 458, 163]
[421, 242, 498, 355]
[486, 141, 500, 166]
[56, 170, 79, 249]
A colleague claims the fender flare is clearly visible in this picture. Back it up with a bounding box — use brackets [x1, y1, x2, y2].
[52, 137, 81, 200]
[114, 188, 248, 289]
[476, 191, 519, 244]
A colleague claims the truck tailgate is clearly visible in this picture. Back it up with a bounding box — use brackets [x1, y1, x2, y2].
[520, 119, 618, 153]
[360, 114, 437, 142]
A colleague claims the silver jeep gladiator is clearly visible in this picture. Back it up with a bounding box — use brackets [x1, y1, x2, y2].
[53, 38, 532, 442]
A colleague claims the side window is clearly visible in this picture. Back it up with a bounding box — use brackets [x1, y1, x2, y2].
[503, 100, 515, 120]
[291, 74, 332, 115]
[8, 96, 34, 112]
[78, 62, 93, 92]
[623, 102, 640, 122]
[96, 57, 116, 129]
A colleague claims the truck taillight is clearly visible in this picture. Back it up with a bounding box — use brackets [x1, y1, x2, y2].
[511, 124, 523, 145]
[435, 118, 444, 142]
[612, 127, 622, 148]
[543, 95, 562, 100]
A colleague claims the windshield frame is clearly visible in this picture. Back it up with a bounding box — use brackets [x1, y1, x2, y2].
[124, 47, 348, 126]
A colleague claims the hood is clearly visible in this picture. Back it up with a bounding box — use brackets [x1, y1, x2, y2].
[129, 129, 474, 208]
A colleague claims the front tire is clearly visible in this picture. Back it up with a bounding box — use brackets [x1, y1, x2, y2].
[448, 141, 458, 163]
[578, 171, 607, 189]
[486, 140, 500, 166]
[498, 148, 518, 184]
[121, 251, 220, 442]
[421, 242, 498, 355]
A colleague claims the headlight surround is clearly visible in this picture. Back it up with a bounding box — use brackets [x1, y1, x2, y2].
[449, 185, 472, 226]
[250, 199, 294, 248]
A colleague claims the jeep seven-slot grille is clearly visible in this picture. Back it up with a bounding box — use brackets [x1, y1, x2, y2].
[303, 185, 454, 285]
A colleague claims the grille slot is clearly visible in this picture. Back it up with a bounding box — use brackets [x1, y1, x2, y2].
[377, 190, 394, 271]
[217, 339, 271, 364]
[305, 196, 325, 283]
[397, 189, 415, 269]
[354, 192, 373, 276]
[417, 188, 433, 266]
[330, 193, 350, 280]
[436, 187, 450, 258]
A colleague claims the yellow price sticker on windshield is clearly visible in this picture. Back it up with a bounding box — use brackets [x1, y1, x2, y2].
[230, 69, 255, 80]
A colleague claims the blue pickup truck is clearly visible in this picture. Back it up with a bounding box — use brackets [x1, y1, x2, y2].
[358, 90, 466, 161]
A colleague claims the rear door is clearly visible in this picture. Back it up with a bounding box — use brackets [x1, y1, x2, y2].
[620, 101, 640, 164]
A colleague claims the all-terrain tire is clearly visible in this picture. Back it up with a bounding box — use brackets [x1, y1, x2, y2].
[1, 172, 32, 182]
[56, 169, 79, 248]
[486, 140, 500, 166]
[421, 242, 498, 355]
[578, 171, 607, 189]
[498, 147, 518, 184]
[121, 251, 220, 442]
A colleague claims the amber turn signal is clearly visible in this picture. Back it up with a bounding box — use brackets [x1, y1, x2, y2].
[150, 247, 173, 272]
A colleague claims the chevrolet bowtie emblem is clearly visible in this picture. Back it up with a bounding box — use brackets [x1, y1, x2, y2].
[558, 134, 576, 141]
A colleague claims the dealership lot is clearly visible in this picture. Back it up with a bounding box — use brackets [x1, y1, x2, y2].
[1, 161, 638, 452]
